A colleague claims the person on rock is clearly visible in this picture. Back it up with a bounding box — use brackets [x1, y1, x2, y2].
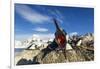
[41, 18, 67, 60]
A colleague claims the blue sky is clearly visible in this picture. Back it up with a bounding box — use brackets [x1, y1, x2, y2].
[15, 4, 94, 40]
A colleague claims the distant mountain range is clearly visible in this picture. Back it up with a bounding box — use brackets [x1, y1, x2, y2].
[15, 33, 94, 50]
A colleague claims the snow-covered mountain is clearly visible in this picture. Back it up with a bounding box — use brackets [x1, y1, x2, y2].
[15, 35, 54, 50]
[15, 33, 94, 50]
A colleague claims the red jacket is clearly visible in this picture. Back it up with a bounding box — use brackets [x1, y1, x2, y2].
[55, 34, 66, 48]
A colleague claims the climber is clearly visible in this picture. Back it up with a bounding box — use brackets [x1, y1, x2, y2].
[41, 18, 67, 60]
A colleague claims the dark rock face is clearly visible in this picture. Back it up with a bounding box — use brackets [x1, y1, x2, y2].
[32, 46, 94, 64]
[77, 46, 94, 61]
[16, 45, 94, 65]
[17, 58, 40, 65]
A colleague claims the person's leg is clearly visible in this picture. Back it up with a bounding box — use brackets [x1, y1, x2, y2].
[62, 48, 67, 59]
[41, 47, 51, 60]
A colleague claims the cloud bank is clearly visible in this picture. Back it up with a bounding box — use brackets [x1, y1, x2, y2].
[32, 27, 48, 32]
[15, 4, 51, 24]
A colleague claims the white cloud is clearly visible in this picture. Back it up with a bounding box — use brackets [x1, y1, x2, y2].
[69, 32, 78, 36]
[33, 27, 48, 32]
[32, 33, 54, 40]
[15, 5, 51, 24]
